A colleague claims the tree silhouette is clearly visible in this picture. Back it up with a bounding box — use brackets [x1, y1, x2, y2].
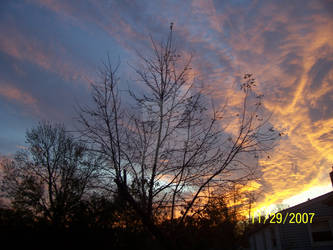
[77, 24, 279, 247]
[1, 121, 99, 227]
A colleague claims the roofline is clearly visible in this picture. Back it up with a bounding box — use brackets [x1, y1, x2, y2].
[279, 190, 333, 214]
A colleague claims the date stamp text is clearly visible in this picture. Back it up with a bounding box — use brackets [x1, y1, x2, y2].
[251, 212, 315, 224]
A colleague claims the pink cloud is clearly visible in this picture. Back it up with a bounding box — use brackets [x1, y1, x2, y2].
[0, 83, 37, 106]
[0, 22, 92, 85]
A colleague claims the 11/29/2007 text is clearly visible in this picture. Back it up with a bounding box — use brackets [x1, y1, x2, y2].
[251, 212, 315, 224]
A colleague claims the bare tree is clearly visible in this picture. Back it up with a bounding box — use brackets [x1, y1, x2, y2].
[0, 121, 99, 226]
[78, 25, 279, 242]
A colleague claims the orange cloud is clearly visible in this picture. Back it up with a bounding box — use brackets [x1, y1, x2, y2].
[177, 0, 333, 213]
[223, 2, 333, 212]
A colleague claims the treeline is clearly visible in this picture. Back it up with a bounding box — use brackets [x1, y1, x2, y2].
[0, 140, 250, 249]
[0, 184, 248, 249]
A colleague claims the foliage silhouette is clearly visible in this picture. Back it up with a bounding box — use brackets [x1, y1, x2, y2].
[1, 121, 100, 227]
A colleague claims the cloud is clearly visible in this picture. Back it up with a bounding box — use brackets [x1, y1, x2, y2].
[308, 58, 333, 91]
[171, 0, 333, 210]
[0, 30, 89, 84]
[0, 82, 37, 106]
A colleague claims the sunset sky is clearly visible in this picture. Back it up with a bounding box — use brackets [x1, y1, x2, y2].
[0, 0, 332, 212]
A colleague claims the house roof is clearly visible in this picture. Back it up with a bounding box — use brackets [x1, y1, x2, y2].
[279, 190, 333, 213]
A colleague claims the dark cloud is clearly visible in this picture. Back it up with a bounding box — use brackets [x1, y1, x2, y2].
[318, 131, 333, 142]
[309, 90, 333, 122]
[279, 52, 303, 75]
[262, 24, 289, 54]
[308, 58, 333, 91]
